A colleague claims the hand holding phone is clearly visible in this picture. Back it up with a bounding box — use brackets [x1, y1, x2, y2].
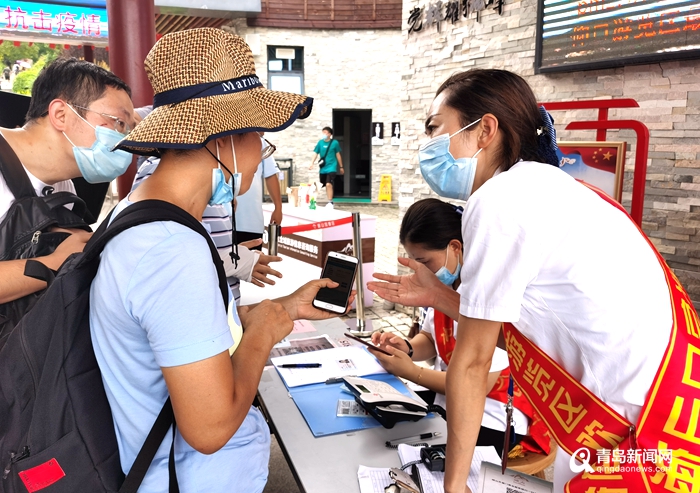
[344, 332, 392, 356]
[312, 252, 359, 314]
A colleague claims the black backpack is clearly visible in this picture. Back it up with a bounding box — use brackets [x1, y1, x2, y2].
[0, 200, 229, 493]
[0, 135, 92, 341]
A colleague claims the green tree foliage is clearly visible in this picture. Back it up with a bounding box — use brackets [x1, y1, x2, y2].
[12, 55, 48, 95]
[0, 42, 62, 68]
[2, 42, 63, 95]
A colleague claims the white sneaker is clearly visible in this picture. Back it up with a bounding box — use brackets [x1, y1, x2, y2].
[325, 202, 334, 209]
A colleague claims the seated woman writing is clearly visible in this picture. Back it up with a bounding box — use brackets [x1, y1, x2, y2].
[371, 198, 549, 457]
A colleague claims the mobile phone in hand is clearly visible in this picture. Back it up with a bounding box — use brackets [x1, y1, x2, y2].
[312, 252, 359, 314]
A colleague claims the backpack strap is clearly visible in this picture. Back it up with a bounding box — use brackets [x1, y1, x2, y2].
[43, 191, 88, 222]
[119, 400, 178, 493]
[0, 133, 35, 199]
[322, 138, 332, 159]
[84, 200, 230, 493]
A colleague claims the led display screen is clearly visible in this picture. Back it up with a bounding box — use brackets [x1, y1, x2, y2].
[536, 0, 700, 73]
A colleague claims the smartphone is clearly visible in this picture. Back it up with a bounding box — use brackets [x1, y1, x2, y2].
[312, 251, 359, 314]
[344, 332, 391, 356]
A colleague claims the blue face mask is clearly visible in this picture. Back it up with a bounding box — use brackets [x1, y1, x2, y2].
[63, 105, 132, 184]
[419, 118, 483, 201]
[434, 245, 461, 286]
[209, 136, 241, 207]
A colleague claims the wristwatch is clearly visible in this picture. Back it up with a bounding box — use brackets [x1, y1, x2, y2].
[404, 339, 414, 358]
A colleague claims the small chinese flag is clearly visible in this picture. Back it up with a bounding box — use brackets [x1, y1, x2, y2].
[559, 145, 618, 173]
[13, 41, 20, 47]
[28, 42, 33, 47]
[105, 46, 109, 52]
[49, 44, 55, 49]
[0, 40, 3, 45]
[64, 44, 70, 49]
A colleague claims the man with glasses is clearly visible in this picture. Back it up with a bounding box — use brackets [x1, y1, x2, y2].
[0, 57, 134, 306]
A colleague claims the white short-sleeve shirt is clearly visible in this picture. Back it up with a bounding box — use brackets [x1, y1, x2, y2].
[456, 161, 672, 488]
[234, 145, 279, 234]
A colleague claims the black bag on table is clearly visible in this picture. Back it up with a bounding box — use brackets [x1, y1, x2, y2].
[0, 200, 229, 493]
[0, 135, 91, 341]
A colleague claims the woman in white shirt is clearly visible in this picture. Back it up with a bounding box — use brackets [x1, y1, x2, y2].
[372, 198, 555, 458]
[370, 69, 694, 493]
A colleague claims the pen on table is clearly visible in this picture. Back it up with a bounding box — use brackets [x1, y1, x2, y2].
[386, 432, 441, 447]
[279, 363, 322, 368]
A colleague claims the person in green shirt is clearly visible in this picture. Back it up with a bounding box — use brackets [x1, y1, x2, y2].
[309, 126, 343, 207]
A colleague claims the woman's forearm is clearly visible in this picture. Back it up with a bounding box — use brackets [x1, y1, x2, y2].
[445, 363, 489, 492]
[405, 365, 446, 395]
[410, 332, 438, 361]
[431, 287, 461, 320]
[444, 315, 502, 493]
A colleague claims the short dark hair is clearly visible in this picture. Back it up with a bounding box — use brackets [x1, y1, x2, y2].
[26, 57, 131, 122]
[400, 198, 462, 251]
[436, 69, 545, 172]
[322, 126, 333, 135]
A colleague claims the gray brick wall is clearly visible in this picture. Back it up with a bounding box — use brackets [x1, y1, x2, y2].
[398, 0, 700, 309]
[225, 20, 403, 202]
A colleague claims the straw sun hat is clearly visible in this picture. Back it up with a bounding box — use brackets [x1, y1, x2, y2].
[116, 28, 313, 156]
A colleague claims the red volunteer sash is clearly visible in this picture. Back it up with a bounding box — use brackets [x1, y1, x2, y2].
[504, 183, 700, 492]
[434, 310, 551, 454]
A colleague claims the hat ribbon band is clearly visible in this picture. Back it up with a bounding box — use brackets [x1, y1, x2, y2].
[153, 74, 262, 108]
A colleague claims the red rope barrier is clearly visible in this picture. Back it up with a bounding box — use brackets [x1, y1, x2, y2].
[279, 216, 353, 235]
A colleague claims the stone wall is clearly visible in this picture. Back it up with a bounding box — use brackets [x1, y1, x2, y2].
[398, 0, 700, 309]
[225, 20, 403, 202]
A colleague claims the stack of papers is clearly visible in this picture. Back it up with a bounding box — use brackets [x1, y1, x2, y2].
[272, 346, 386, 388]
[398, 444, 501, 493]
[357, 445, 501, 493]
[265, 334, 336, 366]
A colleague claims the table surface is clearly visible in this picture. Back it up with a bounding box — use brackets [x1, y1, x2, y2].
[257, 318, 448, 493]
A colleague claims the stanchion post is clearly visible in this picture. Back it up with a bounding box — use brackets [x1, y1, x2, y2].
[268, 223, 281, 256]
[347, 212, 373, 336]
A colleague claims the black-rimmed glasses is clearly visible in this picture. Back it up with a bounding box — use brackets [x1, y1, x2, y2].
[261, 137, 276, 160]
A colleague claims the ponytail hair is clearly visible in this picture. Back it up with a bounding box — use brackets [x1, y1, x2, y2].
[400, 198, 462, 250]
[538, 106, 560, 167]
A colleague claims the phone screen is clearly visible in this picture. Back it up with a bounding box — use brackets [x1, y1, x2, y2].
[315, 255, 357, 308]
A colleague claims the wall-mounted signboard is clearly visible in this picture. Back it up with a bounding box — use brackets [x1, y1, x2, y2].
[0, 0, 109, 45]
[536, 0, 700, 73]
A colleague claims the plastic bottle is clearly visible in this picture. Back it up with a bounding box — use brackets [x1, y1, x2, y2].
[309, 186, 317, 210]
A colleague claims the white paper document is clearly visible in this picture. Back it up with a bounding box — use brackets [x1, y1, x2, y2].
[357, 465, 392, 493]
[477, 461, 553, 492]
[397, 444, 501, 493]
[271, 346, 386, 388]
